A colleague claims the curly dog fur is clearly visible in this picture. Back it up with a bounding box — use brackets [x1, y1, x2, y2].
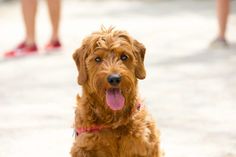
[71, 27, 161, 157]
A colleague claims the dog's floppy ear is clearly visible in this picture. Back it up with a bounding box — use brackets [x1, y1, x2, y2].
[73, 45, 88, 85]
[133, 39, 146, 79]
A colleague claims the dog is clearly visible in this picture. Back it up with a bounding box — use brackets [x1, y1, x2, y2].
[71, 27, 161, 157]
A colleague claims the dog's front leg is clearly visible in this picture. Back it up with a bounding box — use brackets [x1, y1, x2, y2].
[70, 147, 94, 157]
[70, 133, 118, 157]
[71, 145, 116, 157]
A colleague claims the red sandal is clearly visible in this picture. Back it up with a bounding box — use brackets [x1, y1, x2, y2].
[45, 40, 62, 52]
[4, 42, 38, 58]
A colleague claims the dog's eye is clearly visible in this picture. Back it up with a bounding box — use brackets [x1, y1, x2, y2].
[95, 56, 102, 63]
[120, 54, 128, 61]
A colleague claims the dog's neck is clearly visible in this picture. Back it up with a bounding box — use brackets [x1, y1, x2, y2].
[75, 102, 143, 136]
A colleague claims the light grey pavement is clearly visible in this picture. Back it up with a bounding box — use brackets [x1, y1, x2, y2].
[0, 0, 236, 157]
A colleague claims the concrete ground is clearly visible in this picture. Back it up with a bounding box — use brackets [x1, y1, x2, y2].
[0, 0, 236, 157]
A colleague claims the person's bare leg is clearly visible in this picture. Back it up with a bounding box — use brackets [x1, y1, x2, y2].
[21, 0, 37, 45]
[46, 0, 61, 42]
[217, 0, 230, 40]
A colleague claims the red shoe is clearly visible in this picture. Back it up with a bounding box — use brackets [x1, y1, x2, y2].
[15, 42, 26, 49]
[45, 40, 62, 52]
[4, 42, 38, 58]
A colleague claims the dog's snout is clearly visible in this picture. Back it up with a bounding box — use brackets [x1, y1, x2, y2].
[107, 74, 121, 86]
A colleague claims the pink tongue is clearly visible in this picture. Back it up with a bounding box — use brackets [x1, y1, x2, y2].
[106, 89, 125, 110]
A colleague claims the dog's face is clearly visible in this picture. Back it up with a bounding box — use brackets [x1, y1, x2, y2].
[73, 28, 146, 112]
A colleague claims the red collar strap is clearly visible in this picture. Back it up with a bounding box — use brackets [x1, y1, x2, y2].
[136, 102, 142, 111]
[75, 125, 108, 136]
[75, 102, 143, 137]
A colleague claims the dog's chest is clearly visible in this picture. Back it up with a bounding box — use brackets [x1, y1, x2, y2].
[116, 125, 151, 156]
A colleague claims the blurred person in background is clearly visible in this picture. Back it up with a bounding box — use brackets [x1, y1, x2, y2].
[4, 0, 62, 58]
[210, 0, 230, 48]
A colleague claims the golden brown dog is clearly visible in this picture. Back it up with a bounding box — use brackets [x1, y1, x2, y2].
[71, 27, 161, 157]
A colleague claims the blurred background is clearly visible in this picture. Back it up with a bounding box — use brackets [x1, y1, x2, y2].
[0, 0, 236, 157]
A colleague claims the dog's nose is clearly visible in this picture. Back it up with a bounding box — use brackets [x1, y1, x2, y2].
[107, 74, 121, 86]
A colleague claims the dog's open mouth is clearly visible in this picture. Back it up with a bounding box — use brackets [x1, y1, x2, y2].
[106, 88, 125, 111]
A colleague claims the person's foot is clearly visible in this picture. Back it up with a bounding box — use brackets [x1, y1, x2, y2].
[4, 42, 38, 58]
[210, 37, 229, 49]
[44, 40, 62, 52]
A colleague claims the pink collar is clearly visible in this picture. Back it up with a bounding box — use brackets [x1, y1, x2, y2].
[136, 102, 142, 111]
[75, 102, 143, 136]
[75, 125, 108, 136]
